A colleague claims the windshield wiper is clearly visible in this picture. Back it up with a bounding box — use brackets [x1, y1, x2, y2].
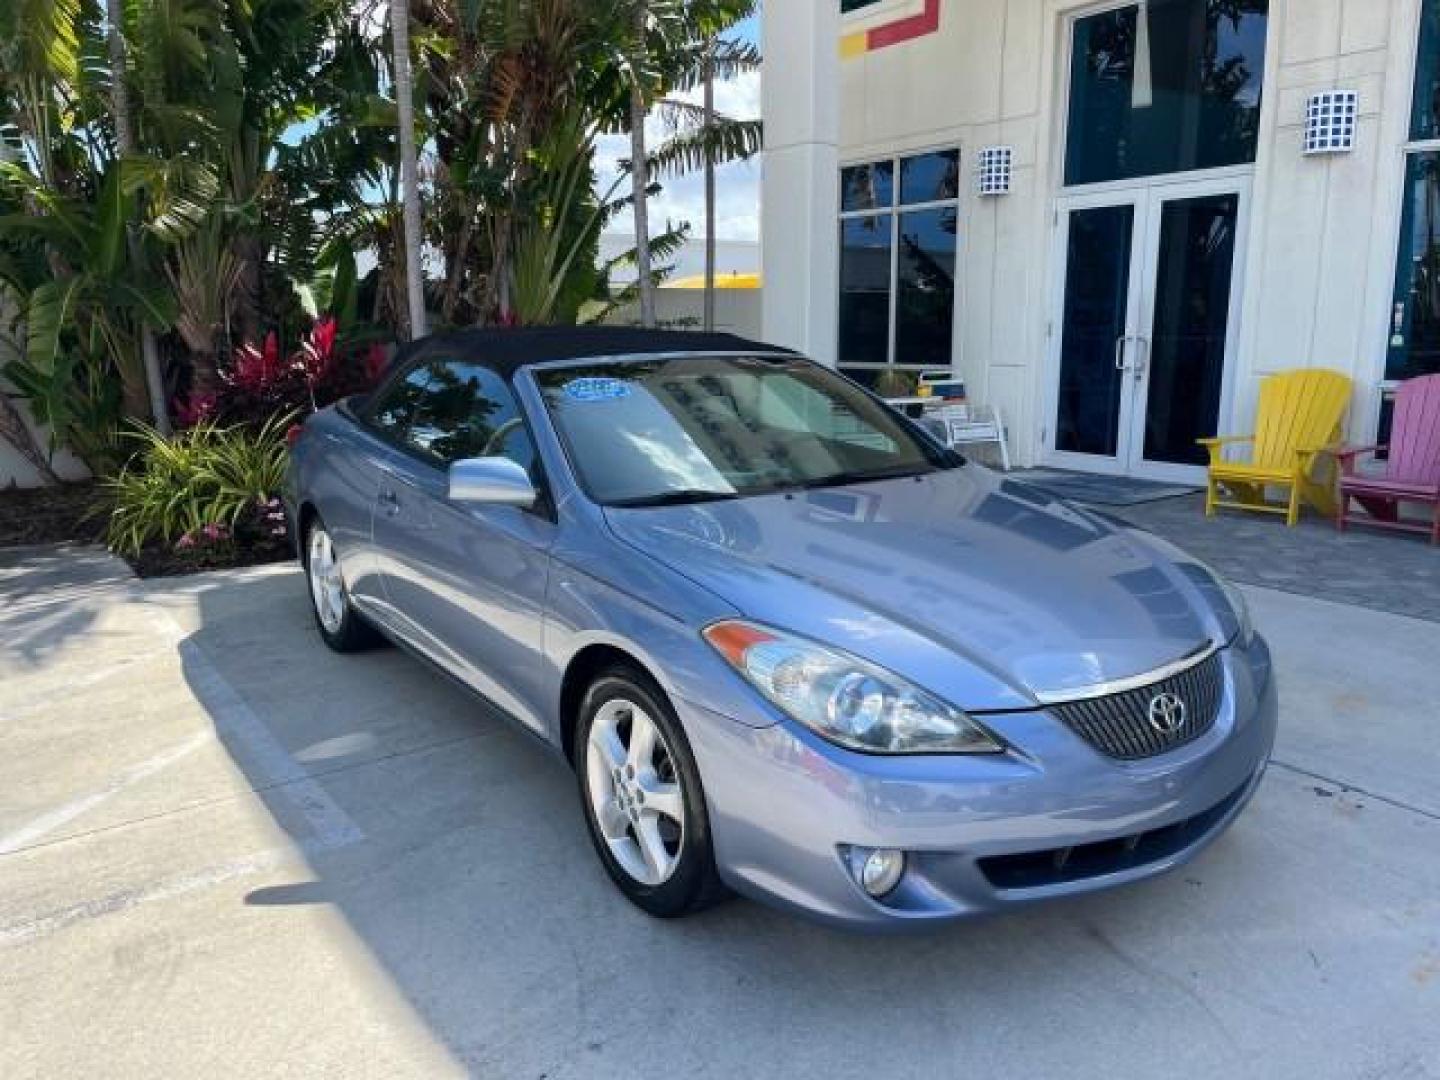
[793, 465, 935, 491]
[608, 488, 743, 509]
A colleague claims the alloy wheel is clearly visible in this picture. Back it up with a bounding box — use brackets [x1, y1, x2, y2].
[307, 525, 346, 634]
[585, 698, 687, 886]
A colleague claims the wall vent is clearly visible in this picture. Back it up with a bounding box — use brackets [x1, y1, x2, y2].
[1304, 91, 1359, 154]
[975, 146, 1013, 195]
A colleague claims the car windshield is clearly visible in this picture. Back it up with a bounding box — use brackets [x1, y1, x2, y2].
[535, 354, 956, 507]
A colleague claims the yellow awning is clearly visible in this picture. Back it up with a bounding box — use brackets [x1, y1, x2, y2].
[661, 272, 761, 290]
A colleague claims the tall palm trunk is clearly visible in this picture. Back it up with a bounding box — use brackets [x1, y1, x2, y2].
[105, 0, 171, 435]
[391, 0, 428, 340]
[630, 2, 656, 328]
[702, 39, 716, 333]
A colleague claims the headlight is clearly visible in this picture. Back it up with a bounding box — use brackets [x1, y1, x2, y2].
[703, 621, 1003, 755]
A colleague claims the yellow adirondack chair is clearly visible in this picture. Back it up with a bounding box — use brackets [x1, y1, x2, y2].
[1199, 368, 1352, 526]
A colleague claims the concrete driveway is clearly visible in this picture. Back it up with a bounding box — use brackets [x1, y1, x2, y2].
[2, 545, 1437, 1079]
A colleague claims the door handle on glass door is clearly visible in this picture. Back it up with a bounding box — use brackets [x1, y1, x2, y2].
[1114, 334, 1132, 371]
[1131, 336, 1150, 380]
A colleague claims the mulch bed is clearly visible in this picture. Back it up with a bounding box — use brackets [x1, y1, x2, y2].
[0, 482, 111, 547]
[1, 481, 292, 578]
[125, 519, 293, 578]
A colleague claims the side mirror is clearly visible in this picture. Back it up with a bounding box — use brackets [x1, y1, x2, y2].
[448, 457, 537, 508]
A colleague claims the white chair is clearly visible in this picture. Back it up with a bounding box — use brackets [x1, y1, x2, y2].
[925, 401, 1012, 471]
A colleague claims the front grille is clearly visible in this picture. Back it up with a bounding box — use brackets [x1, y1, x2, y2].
[1051, 650, 1223, 760]
[977, 781, 1247, 890]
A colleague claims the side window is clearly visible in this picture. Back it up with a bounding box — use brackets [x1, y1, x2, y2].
[367, 363, 433, 435]
[403, 359, 537, 474]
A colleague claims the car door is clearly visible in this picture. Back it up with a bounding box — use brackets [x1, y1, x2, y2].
[370, 356, 557, 733]
[337, 362, 437, 619]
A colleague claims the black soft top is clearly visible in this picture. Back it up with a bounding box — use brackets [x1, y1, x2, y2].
[394, 325, 797, 378]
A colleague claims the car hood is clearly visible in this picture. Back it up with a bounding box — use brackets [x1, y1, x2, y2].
[603, 466, 1232, 711]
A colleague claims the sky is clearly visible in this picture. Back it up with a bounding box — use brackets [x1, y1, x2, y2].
[595, 13, 762, 246]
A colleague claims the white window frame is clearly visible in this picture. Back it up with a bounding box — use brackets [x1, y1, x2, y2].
[837, 147, 962, 371]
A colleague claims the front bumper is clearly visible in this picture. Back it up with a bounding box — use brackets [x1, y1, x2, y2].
[679, 635, 1277, 930]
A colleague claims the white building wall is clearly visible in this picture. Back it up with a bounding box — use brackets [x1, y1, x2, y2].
[809, 0, 1425, 466]
[1, 308, 90, 489]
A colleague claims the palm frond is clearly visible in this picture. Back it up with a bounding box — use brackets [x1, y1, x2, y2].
[650, 115, 761, 177]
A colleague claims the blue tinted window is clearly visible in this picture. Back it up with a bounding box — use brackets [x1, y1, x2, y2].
[1413, 0, 1440, 139]
[839, 217, 893, 365]
[841, 161, 894, 211]
[895, 208, 957, 367]
[1065, 1, 1268, 186]
[1387, 152, 1440, 380]
[900, 150, 960, 205]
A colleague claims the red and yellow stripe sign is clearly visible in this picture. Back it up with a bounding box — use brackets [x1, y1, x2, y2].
[841, 0, 941, 58]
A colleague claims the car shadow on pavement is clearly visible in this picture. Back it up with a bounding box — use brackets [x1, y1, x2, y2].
[175, 567, 1368, 1080]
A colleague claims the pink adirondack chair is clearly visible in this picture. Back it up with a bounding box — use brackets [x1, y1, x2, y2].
[1336, 374, 1440, 544]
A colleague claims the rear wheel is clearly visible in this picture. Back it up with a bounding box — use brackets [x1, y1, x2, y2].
[576, 670, 727, 917]
[304, 516, 375, 652]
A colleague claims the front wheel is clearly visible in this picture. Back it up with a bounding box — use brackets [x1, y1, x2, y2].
[576, 670, 727, 918]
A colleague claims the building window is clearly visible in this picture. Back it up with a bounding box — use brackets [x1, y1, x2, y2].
[838, 149, 959, 388]
[1388, 0, 1440, 381]
[1064, 1, 1269, 187]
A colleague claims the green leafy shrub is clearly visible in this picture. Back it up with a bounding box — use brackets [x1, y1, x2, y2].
[106, 414, 293, 558]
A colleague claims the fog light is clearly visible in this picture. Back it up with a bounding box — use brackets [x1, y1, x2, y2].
[860, 848, 906, 898]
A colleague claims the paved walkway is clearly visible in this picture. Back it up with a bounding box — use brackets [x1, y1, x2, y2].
[1, 546, 1437, 1079]
[1111, 493, 1440, 623]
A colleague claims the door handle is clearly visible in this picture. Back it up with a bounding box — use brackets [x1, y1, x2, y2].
[1114, 334, 1132, 372]
[1131, 336, 1150, 381]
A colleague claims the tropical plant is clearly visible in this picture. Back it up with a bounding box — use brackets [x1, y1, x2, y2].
[180, 315, 388, 429]
[390, 0, 428, 339]
[0, 160, 182, 469]
[615, 0, 760, 330]
[650, 3, 761, 329]
[626, 0, 661, 328]
[0, 0, 339, 477]
[1, 0, 759, 487]
[105, 411, 293, 556]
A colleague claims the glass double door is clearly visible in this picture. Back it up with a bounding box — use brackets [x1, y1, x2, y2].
[1047, 178, 1247, 482]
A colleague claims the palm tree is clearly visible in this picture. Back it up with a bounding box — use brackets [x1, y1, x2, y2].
[390, 0, 427, 339]
[628, 0, 658, 328]
[694, 32, 762, 329]
[104, 0, 170, 434]
[701, 38, 717, 331]
[649, 9, 761, 329]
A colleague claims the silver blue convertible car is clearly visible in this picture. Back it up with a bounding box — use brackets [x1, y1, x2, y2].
[285, 327, 1276, 929]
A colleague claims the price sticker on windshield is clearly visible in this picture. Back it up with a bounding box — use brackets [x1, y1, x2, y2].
[564, 377, 632, 403]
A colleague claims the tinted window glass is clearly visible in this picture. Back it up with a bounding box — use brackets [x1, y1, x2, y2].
[537, 356, 951, 506]
[839, 216, 893, 365]
[1387, 152, 1440, 380]
[900, 150, 960, 205]
[1413, 0, 1440, 140]
[1065, 1, 1269, 186]
[402, 360, 537, 473]
[368, 363, 433, 434]
[841, 160, 894, 212]
[895, 207, 958, 367]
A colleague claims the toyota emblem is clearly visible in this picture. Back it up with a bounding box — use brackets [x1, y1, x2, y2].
[1147, 692, 1188, 736]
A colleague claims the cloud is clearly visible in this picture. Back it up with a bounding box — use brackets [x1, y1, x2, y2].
[596, 67, 761, 244]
